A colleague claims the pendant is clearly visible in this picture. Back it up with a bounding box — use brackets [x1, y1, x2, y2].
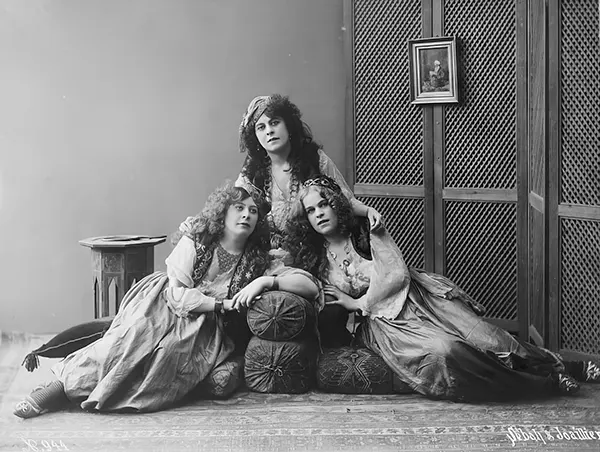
[343, 259, 350, 268]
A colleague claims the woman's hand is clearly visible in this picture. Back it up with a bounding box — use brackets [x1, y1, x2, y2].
[366, 207, 384, 231]
[223, 299, 236, 311]
[231, 276, 270, 311]
[179, 216, 195, 235]
[323, 285, 360, 312]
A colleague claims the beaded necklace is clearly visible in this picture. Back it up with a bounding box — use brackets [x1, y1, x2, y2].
[325, 238, 353, 275]
[216, 242, 241, 274]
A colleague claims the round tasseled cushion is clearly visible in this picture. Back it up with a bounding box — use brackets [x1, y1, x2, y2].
[317, 346, 395, 394]
[244, 336, 316, 394]
[247, 291, 316, 342]
[190, 355, 244, 399]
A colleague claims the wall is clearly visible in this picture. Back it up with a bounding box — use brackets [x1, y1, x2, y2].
[0, 0, 346, 333]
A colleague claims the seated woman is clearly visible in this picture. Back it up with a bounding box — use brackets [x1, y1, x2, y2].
[284, 175, 600, 402]
[14, 183, 319, 419]
[181, 94, 383, 346]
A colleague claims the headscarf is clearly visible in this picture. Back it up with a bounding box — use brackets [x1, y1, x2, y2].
[238, 95, 271, 153]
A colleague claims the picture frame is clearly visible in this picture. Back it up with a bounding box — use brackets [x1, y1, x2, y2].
[408, 36, 459, 105]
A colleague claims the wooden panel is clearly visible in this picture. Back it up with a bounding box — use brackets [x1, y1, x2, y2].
[343, 0, 356, 187]
[529, 207, 546, 343]
[423, 0, 435, 272]
[528, 0, 547, 197]
[354, 184, 424, 198]
[442, 188, 516, 202]
[527, 0, 547, 345]
[558, 204, 600, 221]
[547, 0, 561, 351]
[516, 0, 529, 341]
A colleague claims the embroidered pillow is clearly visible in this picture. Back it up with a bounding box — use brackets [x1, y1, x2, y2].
[190, 355, 245, 399]
[317, 346, 412, 394]
[244, 336, 317, 394]
[247, 291, 316, 342]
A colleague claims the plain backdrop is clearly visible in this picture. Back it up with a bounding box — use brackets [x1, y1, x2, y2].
[0, 0, 346, 333]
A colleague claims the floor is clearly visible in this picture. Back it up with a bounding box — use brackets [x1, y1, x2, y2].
[1, 333, 600, 452]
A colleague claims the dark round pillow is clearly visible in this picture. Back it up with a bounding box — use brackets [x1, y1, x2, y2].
[21, 316, 115, 372]
[244, 336, 316, 394]
[190, 355, 244, 399]
[247, 291, 316, 342]
[317, 346, 395, 394]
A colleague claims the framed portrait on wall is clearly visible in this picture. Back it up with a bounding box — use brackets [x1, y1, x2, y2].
[408, 36, 459, 105]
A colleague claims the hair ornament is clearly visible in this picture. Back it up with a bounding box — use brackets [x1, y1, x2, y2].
[303, 176, 342, 193]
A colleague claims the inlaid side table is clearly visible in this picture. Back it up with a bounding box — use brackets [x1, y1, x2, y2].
[79, 235, 167, 318]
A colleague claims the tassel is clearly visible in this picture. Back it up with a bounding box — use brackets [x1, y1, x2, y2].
[22, 353, 40, 372]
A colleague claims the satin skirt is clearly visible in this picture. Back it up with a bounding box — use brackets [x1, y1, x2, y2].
[357, 273, 564, 402]
[53, 273, 233, 412]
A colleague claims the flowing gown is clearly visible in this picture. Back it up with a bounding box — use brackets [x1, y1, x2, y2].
[325, 230, 566, 402]
[52, 236, 238, 412]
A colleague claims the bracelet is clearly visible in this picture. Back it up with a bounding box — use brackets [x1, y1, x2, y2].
[214, 300, 225, 314]
[271, 276, 279, 292]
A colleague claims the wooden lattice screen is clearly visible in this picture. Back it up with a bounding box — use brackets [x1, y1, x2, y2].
[353, 0, 424, 269]
[348, 0, 599, 349]
[556, 0, 600, 354]
[443, 0, 518, 321]
[349, 0, 521, 327]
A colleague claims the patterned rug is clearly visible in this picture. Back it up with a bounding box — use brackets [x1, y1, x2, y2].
[2, 334, 600, 452]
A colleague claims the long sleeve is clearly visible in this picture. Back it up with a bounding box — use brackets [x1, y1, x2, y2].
[318, 149, 355, 202]
[358, 229, 411, 319]
[163, 235, 216, 317]
[318, 149, 368, 215]
[165, 235, 196, 288]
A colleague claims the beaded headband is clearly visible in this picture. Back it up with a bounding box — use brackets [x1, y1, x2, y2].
[303, 176, 342, 193]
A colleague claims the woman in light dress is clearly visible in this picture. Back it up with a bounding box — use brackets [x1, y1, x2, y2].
[14, 183, 320, 419]
[283, 175, 600, 402]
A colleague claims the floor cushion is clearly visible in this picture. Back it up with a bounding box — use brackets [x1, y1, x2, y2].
[247, 291, 316, 342]
[244, 336, 317, 394]
[317, 346, 412, 394]
[21, 316, 114, 371]
[189, 355, 245, 399]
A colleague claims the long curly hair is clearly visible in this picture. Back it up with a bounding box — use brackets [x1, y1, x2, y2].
[284, 184, 356, 279]
[171, 183, 271, 269]
[239, 94, 321, 193]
